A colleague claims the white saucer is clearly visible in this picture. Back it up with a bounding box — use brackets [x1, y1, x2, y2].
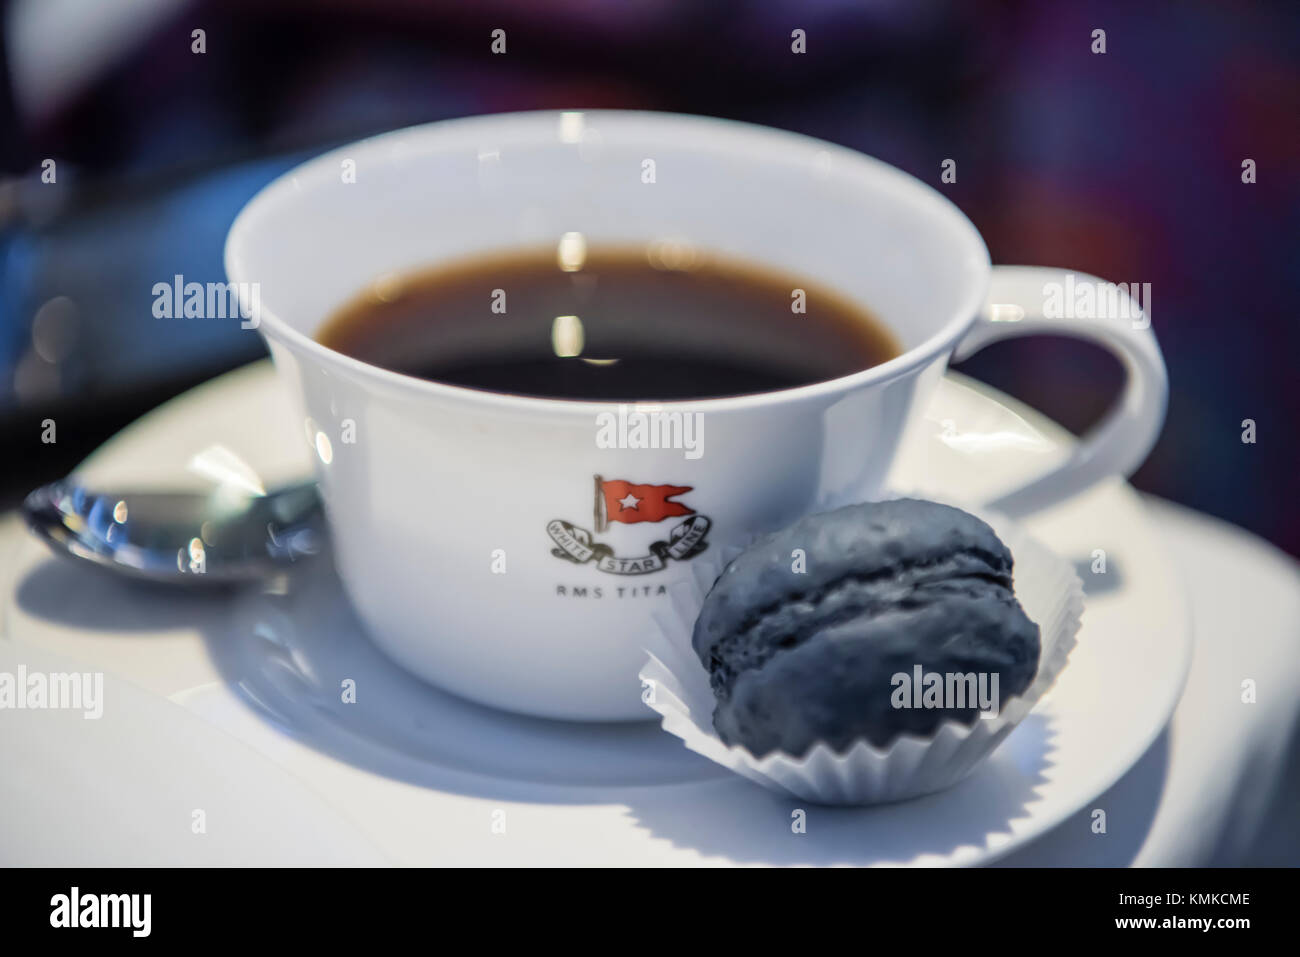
[0, 362, 1191, 866]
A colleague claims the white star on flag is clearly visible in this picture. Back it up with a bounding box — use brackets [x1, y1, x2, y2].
[618, 493, 641, 511]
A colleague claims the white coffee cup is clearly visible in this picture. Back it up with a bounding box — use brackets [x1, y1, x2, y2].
[225, 110, 1166, 721]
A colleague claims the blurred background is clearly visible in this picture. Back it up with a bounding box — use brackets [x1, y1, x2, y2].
[1, 0, 1297, 554]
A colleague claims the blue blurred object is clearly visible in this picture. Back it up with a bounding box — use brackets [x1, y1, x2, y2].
[1, 154, 309, 410]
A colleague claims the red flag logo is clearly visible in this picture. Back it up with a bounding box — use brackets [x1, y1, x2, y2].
[596, 477, 694, 527]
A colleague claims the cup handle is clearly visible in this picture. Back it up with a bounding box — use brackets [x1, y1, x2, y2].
[952, 265, 1168, 517]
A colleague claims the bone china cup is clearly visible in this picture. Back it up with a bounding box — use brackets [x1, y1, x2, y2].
[225, 111, 1166, 720]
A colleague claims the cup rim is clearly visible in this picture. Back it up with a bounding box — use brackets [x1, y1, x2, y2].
[224, 109, 992, 414]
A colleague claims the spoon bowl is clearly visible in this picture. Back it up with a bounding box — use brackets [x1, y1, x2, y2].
[22, 479, 324, 586]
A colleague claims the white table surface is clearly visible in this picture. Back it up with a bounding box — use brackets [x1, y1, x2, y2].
[3, 495, 1296, 866]
[995, 497, 1300, 866]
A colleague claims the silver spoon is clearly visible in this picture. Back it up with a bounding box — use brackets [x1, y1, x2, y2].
[22, 478, 324, 585]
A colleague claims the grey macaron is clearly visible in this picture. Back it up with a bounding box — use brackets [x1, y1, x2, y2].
[691, 499, 1041, 757]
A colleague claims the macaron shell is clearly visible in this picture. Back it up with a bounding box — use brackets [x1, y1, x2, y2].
[713, 593, 1041, 757]
[701, 552, 1017, 698]
[692, 499, 1015, 687]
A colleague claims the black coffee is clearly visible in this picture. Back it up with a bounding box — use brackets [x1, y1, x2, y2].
[317, 244, 899, 401]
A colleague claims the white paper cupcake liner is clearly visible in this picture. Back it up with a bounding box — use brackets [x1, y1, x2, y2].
[639, 494, 1084, 806]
